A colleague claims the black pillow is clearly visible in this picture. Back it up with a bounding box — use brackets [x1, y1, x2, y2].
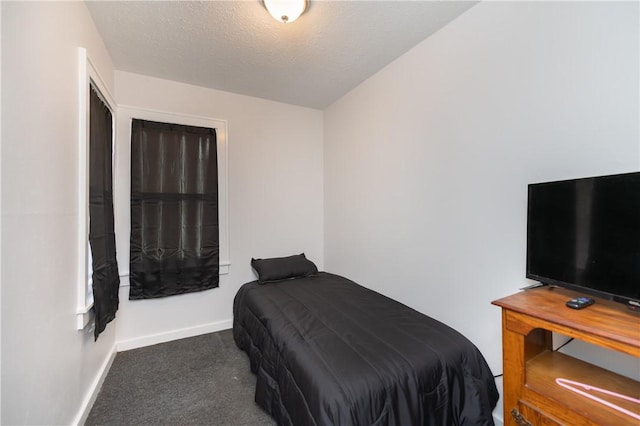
[251, 253, 318, 284]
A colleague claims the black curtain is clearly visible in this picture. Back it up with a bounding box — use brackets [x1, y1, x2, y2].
[130, 119, 219, 300]
[89, 86, 120, 340]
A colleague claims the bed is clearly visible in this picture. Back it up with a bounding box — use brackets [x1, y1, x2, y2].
[233, 255, 499, 425]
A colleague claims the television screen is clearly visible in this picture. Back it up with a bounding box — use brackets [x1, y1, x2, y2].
[526, 172, 640, 307]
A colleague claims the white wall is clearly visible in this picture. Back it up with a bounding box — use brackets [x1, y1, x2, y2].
[113, 72, 324, 348]
[1, 2, 117, 424]
[323, 1, 639, 422]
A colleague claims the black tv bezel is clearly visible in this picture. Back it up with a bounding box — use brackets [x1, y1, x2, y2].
[525, 172, 640, 310]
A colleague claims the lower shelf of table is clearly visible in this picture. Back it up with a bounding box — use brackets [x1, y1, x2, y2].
[524, 350, 640, 425]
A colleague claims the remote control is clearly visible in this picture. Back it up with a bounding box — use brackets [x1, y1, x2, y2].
[566, 297, 595, 309]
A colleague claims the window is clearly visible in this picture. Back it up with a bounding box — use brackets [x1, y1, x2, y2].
[116, 107, 229, 296]
[129, 119, 219, 299]
[77, 48, 120, 338]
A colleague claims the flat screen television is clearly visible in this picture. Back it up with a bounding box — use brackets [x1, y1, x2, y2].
[526, 171, 640, 309]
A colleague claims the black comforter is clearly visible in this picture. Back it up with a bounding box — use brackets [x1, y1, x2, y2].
[233, 272, 499, 425]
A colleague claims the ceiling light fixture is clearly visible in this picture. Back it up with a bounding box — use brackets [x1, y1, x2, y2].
[263, 0, 308, 24]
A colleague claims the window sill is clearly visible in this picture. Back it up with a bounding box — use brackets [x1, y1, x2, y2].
[76, 303, 94, 330]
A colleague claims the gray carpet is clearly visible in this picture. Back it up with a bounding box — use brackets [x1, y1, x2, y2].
[86, 329, 276, 425]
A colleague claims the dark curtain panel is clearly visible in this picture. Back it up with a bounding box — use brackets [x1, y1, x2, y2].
[130, 119, 219, 300]
[89, 86, 120, 340]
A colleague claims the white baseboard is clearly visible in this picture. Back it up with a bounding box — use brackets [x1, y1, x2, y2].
[72, 343, 117, 426]
[116, 319, 233, 352]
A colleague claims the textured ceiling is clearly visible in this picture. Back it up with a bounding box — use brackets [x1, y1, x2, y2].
[86, 1, 477, 109]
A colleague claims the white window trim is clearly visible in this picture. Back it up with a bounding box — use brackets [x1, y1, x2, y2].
[116, 106, 230, 286]
[77, 48, 118, 330]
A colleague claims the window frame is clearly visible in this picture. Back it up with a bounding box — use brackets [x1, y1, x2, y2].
[77, 47, 117, 330]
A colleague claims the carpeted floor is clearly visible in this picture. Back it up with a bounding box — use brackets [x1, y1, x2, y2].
[86, 329, 275, 425]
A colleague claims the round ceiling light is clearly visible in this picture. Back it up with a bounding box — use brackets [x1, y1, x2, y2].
[263, 0, 308, 24]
